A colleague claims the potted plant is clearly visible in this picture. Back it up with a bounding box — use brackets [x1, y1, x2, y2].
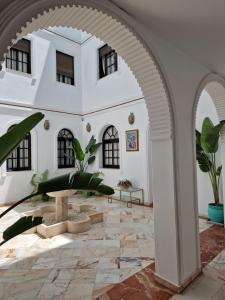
[117, 179, 132, 189]
[196, 117, 225, 224]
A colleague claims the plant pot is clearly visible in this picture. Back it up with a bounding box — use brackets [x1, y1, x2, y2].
[208, 203, 224, 224]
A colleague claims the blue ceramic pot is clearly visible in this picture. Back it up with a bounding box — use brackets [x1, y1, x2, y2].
[208, 203, 224, 224]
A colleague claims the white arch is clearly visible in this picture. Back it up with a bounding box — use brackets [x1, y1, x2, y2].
[0, 1, 193, 289]
[0, 2, 173, 141]
[193, 73, 225, 226]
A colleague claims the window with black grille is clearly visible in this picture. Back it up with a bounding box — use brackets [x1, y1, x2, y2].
[102, 126, 120, 168]
[99, 44, 118, 79]
[57, 129, 75, 169]
[6, 126, 32, 171]
[6, 39, 31, 74]
[56, 51, 74, 85]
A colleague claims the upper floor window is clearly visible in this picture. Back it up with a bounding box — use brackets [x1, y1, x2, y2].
[7, 126, 32, 171]
[56, 51, 74, 85]
[102, 125, 120, 169]
[6, 39, 31, 74]
[99, 44, 118, 79]
[57, 129, 75, 169]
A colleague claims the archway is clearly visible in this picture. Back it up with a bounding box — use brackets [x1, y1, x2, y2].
[193, 73, 225, 224]
[0, 1, 195, 289]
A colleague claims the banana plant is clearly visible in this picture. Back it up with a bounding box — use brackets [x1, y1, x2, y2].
[196, 117, 225, 205]
[0, 113, 114, 246]
[72, 136, 101, 172]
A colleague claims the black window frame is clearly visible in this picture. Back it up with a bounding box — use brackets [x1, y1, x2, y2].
[5, 38, 31, 74]
[56, 51, 75, 86]
[98, 44, 118, 79]
[6, 126, 32, 172]
[102, 125, 120, 169]
[57, 128, 75, 169]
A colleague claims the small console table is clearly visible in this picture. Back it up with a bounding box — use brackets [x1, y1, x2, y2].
[108, 186, 144, 208]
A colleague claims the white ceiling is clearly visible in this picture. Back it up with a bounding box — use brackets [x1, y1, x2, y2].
[111, 0, 225, 77]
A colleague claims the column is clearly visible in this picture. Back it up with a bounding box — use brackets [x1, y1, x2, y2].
[151, 134, 200, 291]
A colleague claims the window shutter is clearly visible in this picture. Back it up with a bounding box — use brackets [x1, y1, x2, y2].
[56, 51, 74, 78]
[12, 39, 30, 53]
[99, 45, 113, 57]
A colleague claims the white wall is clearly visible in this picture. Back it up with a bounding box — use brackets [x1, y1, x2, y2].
[0, 27, 151, 204]
[81, 37, 142, 113]
[0, 107, 82, 204]
[196, 90, 220, 216]
[0, 30, 82, 113]
[82, 100, 151, 203]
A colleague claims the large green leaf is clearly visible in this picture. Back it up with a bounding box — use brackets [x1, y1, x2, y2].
[85, 136, 96, 153]
[216, 165, 222, 176]
[37, 172, 114, 195]
[201, 117, 220, 153]
[88, 156, 96, 165]
[215, 120, 225, 132]
[73, 139, 85, 161]
[89, 143, 102, 155]
[0, 112, 44, 166]
[196, 152, 212, 172]
[1, 216, 42, 245]
[70, 172, 92, 190]
[195, 130, 202, 152]
[37, 173, 72, 194]
[71, 172, 114, 194]
[96, 184, 115, 195]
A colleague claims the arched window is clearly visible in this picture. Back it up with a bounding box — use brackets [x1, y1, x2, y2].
[7, 125, 32, 171]
[102, 125, 120, 168]
[57, 129, 75, 169]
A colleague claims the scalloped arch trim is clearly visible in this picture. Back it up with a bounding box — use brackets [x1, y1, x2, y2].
[0, 3, 173, 139]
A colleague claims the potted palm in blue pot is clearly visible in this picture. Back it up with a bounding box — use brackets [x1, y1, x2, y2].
[196, 117, 225, 224]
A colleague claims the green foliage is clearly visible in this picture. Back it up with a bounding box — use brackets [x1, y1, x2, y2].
[0, 216, 43, 246]
[30, 169, 50, 204]
[73, 139, 85, 161]
[0, 113, 44, 245]
[196, 117, 225, 205]
[0, 112, 44, 167]
[72, 136, 102, 172]
[201, 117, 220, 153]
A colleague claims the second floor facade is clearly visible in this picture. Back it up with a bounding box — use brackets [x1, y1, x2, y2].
[0, 27, 142, 115]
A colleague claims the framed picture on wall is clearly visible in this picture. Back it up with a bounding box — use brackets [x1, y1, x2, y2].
[126, 129, 139, 151]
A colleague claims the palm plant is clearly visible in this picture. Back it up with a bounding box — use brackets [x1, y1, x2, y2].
[0, 114, 114, 246]
[196, 117, 225, 205]
[72, 136, 101, 172]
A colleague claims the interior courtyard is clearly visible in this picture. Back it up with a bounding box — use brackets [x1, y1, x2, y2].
[0, 1, 225, 299]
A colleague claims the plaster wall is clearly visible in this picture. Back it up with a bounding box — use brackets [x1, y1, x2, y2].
[0, 30, 82, 113]
[81, 37, 142, 112]
[0, 29, 150, 204]
[0, 2, 221, 284]
[0, 107, 81, 204]
[82, 99, 151, 203]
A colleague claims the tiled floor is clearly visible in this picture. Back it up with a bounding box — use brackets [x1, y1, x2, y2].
[0, 196, 155, 300]
[0, 196, 223, 300]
